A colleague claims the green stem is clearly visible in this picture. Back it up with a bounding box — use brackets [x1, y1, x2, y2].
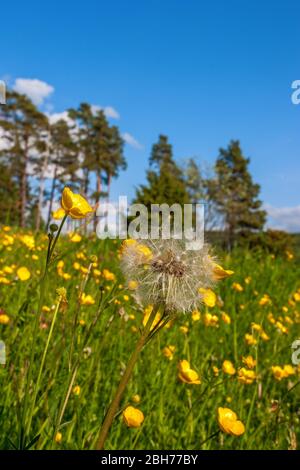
[48, 214, 68, 261]
[25, 298, 61, 437]
[96, 306, 160, 450]
[199, 430, 220, 447]
[20, 215, 67, 447]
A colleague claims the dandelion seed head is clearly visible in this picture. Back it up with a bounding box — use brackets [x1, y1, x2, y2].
[121, 238, 217, 314]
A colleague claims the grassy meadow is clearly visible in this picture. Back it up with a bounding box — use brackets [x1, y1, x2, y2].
[0, 224, 300, 450]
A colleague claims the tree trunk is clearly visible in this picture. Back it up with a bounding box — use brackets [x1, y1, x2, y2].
[94, 170, 102, 231]
[46, 165, 57, 231]
[105, 172, 111, 228]
[36, 144, 49, 231]
[20, 138, 29, 228]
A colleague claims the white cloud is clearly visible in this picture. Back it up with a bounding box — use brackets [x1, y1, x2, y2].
[0, 127, 9, 150]
[265, 204, 300, 233]
[13, 78, 54, 105]
[103, 106, 120, 119]
[47, 110, 73, 125]
[91, 104, 120, 119]
[122, 132, 143, 150]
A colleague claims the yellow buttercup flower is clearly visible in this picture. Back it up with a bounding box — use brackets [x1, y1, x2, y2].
[17, 266, 31, 281]
[242, 355, 256, 369]
[179, 325, 189, 334]
[217, 407, 245, 436]
[203, 312, 219, 327]
[221, 312, 231, 324]
[131, 394, 141, 404]
[237, 367, 257, 385]
[19, 234, 35, 250]
[222, 360, 236, 375]
[199, 288, 217, 307]
[163, 345, 175, 360]
[3, 266, 14, 274]
[55, 432, 62, 444]
[73, 385, 81, 396]
[251, 322, 262, 332]
[192, 310, 201, 322]
[69, 232, 82, 243]
[61, 187, 93, 219]
[80, 293, 95, 306]
[102, 269, 116, 282]
[271, 365, 294, 381]
[120, 238, 137, 253]
[213, 264, 234, 280]
[0, 313, 10, 325]
[52, 207, 66, 220]
[271, 366, 286, 381]
[232, 282, 243, 292]
[285, 250, 294, 261]
[260, 330, 270, 341]
[245, 333, 257, 346]
[128, 280, 138, 290]
[275, 321, 288, 334]
[123, 406, 144, 428]
[178, 360, 201, 384]
[259, 294, 271, 306]
[293, 292, 300, 302]
[42, 306, 51, 313]
[283, 364, 295, 376]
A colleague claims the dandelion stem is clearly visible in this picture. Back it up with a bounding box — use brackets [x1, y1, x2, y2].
[96, 305, 160, 450]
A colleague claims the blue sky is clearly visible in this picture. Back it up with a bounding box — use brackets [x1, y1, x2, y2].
[1, 0, 300, 230]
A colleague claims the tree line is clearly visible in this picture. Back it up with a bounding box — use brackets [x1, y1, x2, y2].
[0, 91, 126, 230]
[0, 89, 267, 248]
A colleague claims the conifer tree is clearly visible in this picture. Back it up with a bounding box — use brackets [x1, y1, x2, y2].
[207, 140, 266, 247]
[0, 90, 48, 227]
[134, 135, 190, 229]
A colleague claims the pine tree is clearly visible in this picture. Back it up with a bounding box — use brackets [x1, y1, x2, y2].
[0, 162, 19, 225]
[46, 119, 79, 229]
[0, 90, 48, 227]
[207, 140, 266, 248]
[185, 158, 205, 204]
[68, 103, 95, 197]
[134, 135, 190, 232]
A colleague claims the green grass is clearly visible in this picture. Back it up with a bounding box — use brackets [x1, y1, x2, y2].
[0, 228, 300, 450]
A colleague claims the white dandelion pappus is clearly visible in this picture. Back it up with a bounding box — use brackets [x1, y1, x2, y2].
[121, 238, 217, 314]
